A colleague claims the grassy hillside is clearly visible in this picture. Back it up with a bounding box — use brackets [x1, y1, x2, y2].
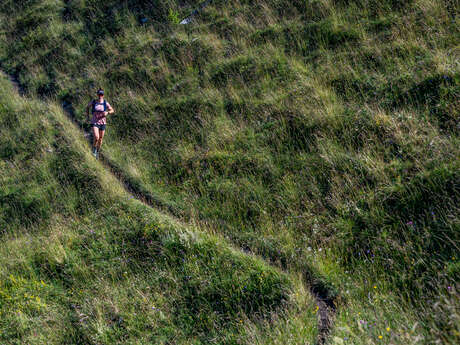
[0, 0, 459, 344]
[0, 75, 319, 344]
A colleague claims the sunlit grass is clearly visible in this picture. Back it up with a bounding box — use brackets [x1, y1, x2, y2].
[0, 75, 318, 344]
[0, 0, 458, 343]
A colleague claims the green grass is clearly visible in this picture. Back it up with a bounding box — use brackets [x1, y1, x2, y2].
[0, 75, 318, 344]
[0, 0, 459, 343]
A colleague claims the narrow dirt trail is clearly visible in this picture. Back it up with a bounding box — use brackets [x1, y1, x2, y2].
[314, 289, 336, 345]
[5, 72, 337, 344]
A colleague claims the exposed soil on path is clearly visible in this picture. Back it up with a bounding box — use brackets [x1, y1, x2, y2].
[311, 282, 336, 344]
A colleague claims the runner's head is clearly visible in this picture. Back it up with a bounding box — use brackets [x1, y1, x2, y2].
[97, 89, 104, 97]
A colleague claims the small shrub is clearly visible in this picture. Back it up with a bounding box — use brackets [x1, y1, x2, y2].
[168, 8, 180, 24]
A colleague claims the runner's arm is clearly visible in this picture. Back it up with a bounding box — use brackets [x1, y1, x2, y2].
[107, 103, 115, 115]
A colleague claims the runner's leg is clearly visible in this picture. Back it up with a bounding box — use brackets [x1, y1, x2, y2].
[92, 126, 100, 145]
[97, 129, 105, 151]
[92, 126, 100, 153]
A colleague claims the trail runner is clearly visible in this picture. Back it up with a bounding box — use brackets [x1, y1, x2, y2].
[86, 88, 115, 159]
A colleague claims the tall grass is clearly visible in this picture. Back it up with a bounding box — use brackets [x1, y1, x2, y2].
[0, 75, 319, 344]
[0, 0, 459, 343]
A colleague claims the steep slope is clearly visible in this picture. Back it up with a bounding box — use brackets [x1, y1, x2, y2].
[0, 0, 459, 344]
[0, 74, 318, 344]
